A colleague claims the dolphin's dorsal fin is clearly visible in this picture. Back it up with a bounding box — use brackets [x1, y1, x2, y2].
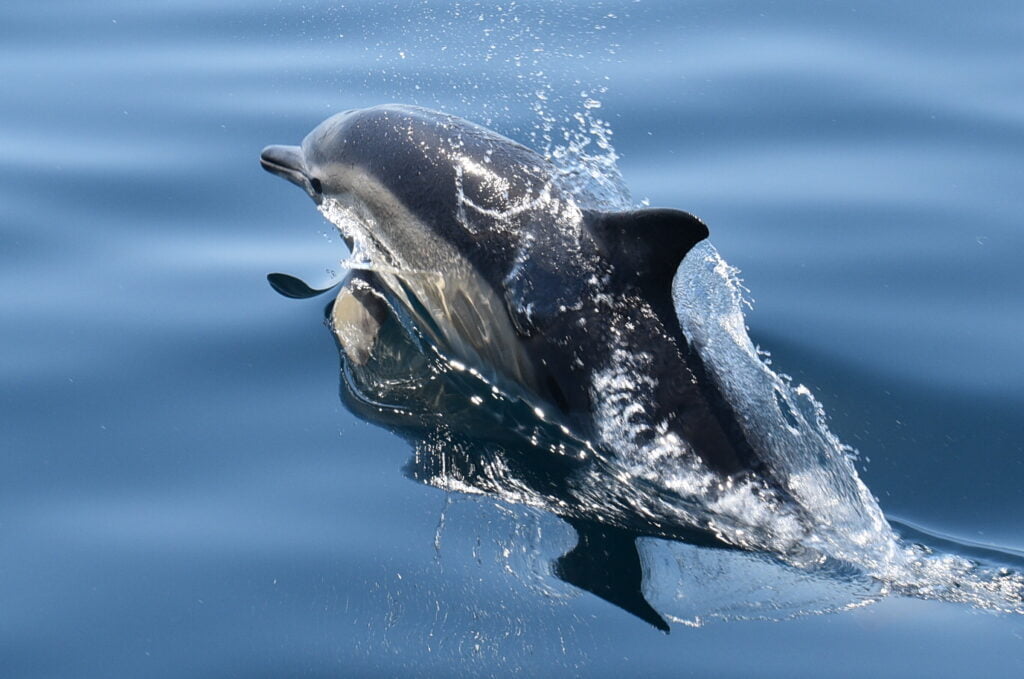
[585, 208, 709, 287]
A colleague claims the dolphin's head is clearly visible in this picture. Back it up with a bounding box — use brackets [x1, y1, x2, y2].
[259, 109, 370, 205]
[261, 106, 451, 207]
[261, 106, 466, 264]
[261, 105, 552, 235]
[261, 109, 362, 206]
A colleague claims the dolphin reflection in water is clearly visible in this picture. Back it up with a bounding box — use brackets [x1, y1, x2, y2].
[261, 105, 1024, 629]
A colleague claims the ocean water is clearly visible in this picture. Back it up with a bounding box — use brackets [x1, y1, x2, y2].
[3, 1, 1023, 677]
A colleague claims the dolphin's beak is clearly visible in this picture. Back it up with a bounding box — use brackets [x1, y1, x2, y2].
[260, 145, 320, 201]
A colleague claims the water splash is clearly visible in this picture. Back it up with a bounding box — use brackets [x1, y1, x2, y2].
[330, 1, 633, 213]
[673, 242, 1024, 617]
[339, 2, 631, 128]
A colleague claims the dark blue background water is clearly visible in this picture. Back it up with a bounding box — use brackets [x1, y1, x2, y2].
[3, 1, 1023, 676]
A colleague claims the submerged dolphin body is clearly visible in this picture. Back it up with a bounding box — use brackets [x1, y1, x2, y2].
[260, 105, 805, 538]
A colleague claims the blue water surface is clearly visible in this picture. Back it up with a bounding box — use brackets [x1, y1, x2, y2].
[2, 1, 1023, 676]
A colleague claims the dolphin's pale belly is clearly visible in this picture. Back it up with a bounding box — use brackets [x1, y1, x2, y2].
[380, 266, 545, 401]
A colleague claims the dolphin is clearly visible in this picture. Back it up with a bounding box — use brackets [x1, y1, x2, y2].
[260, 104, 788, 503]
[261, 111, 1024, 625]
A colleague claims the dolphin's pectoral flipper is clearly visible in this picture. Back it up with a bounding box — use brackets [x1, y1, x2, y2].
[267, 272, 339, 299]
[585, 208, 709, 288]
[554, 518, 670, 633]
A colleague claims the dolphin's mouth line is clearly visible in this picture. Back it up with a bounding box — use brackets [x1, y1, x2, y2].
[259, 156, 303, 180]
[259, 157, 309, 190]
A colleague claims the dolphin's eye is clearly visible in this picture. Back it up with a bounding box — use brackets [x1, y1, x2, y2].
[309, 177, 323, 193]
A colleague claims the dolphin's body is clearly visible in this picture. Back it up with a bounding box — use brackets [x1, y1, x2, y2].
[260, 104, 776, 487]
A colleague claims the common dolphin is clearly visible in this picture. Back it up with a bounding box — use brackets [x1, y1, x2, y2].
[260, 104, 793, 516]
[261, 107, 1024, 626]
